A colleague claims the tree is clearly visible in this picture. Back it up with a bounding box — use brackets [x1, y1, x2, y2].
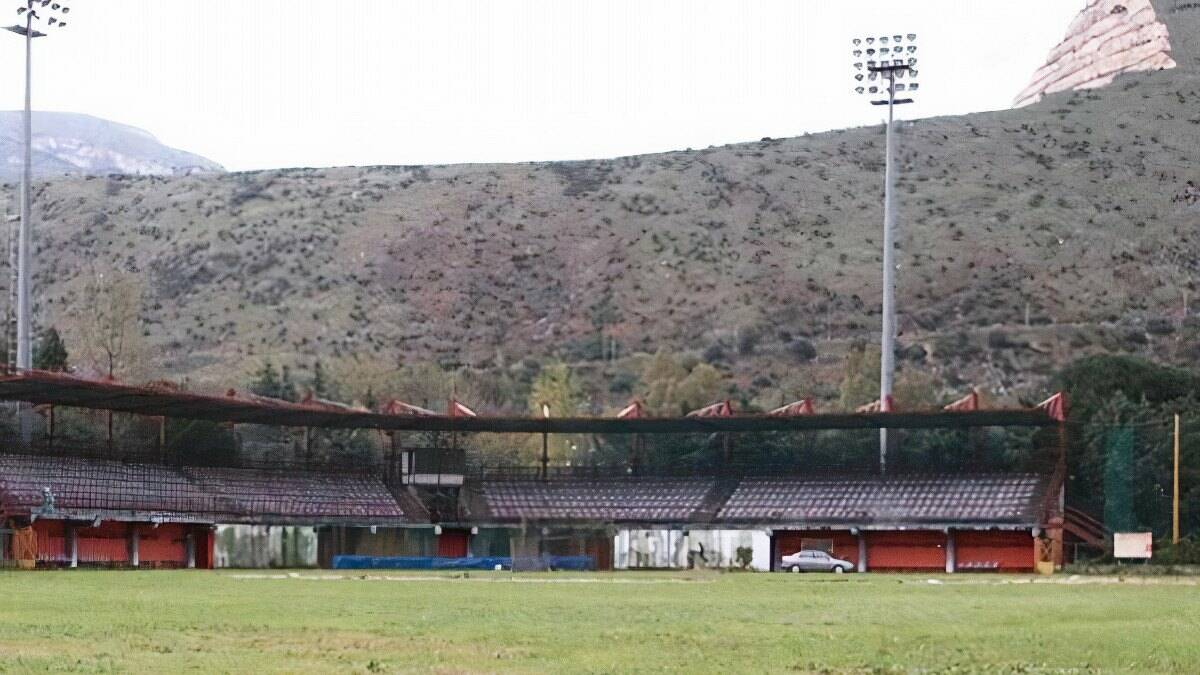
[250, 361, 283, 399]
[641, 349, 688, 415]
[33, 327, 69, 371]
[838, 342, 879, 411]
[675, 363, 724, 413]
[894, 370, 941, 411]
[311, 360, 330, 399]
[73, 269, 148, 378]
[530, 363, 585, 417]
[837, 342, 942, 412]
[279, 364, 297, 402]
[638, 350, 728, 416]
[529, 362, 587, 462]
[1051, 355, 1200, 539]
[1053, 355, 1200, 413]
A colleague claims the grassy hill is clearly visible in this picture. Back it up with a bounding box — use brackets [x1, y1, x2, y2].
[6, 1, 1200, 409]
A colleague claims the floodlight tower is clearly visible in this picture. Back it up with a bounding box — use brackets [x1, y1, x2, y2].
[6, 1, 68, 375]
[540, 402, 551, 479]
[852, 33, 918, 473]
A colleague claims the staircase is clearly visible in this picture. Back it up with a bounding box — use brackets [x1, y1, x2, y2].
[1063, 506, 1108, 549]
[691, 477, 740, 523]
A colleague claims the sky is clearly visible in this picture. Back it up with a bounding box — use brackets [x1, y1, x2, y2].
[0, 0, 1083, 172]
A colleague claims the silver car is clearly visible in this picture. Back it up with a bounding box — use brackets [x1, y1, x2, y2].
[780, 549, 854, 573]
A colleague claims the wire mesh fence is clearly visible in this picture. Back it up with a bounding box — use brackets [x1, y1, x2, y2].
[6, 407, 1184, 548]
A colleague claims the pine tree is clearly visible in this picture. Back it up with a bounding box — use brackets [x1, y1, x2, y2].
[280, 364, 297, 402]
[250, 361, 281, 398]
[311, 360, 328, 399]
[33, 327, 69, 371]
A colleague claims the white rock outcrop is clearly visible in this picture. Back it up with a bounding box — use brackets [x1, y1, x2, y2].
[1014, 0, 1176, 107]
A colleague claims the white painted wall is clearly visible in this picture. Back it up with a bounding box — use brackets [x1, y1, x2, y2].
[613, 529, 770, 571]
[213, 525, 318, 568]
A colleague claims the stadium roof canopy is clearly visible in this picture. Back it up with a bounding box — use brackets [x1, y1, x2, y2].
[0, 370, 1062, 434]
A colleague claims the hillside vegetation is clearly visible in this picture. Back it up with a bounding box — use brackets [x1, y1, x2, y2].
[5, 2, 1200, 410]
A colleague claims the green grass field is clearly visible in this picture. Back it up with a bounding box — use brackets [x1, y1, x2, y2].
[1, 570, 1197, 673]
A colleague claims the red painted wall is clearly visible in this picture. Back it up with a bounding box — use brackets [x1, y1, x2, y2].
[34, 520, 67, 563]
[437, 529, 470, 558]
[196, 528, 215, 569]
[773, 530, 860, 570]
[137, 524, 189, 566]
[30, 521, 199, 567]
[77, 521, 131, 565]
[955, 530, 1034, 571]
[865, 531, 946, 570]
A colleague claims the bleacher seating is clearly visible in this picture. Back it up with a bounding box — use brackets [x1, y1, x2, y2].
[476, 477, 717, 523]
[0, 453, 209, 517]
[2, 452, 1050, 530]
[717, 474, 1046, 526]
[184, 466, 408, 522]
[0, 453, 419, 524]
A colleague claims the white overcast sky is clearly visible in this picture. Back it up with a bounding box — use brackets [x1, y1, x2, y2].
[0, 1, 1082, 172]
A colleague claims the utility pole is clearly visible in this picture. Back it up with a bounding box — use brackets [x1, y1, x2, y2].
[851, 33, 919, 472]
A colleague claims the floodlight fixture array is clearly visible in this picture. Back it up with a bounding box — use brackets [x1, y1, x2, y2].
[852, 32, 918, 105]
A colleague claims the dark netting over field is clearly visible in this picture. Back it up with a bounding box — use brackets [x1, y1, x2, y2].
[0, 371, 1071, 562]
[0, 406, 1063, 529]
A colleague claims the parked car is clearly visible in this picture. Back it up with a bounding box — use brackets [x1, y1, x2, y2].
[780, 549, 854, 573]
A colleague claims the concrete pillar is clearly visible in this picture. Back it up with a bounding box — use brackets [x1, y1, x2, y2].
[186, 531, 196, 569]
[945, 529, 956, 574]
[857, 531, 867, 573]
[68, 525, 78, 569]
[129, 526, 140, 568]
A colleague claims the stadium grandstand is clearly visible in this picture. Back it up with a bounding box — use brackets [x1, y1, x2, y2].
[0, 370, 1081, 572]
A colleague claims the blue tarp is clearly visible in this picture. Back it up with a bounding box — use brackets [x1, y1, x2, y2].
[332, 555, 594, 571]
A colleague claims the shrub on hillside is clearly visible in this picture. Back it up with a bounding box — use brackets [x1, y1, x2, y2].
[786, 338, 817, 363]
[702, 343, 727, 364]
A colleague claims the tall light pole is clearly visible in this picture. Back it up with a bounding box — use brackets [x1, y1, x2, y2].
[852, 33, 918, 473]
[540, 402, 550, 479]
[5, 2, 68, 441]
[6, 2, 67, 374]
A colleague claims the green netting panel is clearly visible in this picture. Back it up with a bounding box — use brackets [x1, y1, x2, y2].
[471, 528, 512, 557]
[1103, 426, 1136, 533]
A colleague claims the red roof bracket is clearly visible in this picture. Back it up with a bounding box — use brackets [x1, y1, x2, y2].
[856, 395, 895, 414]
[944, 390, 980, 412]
[769, 399, 815, 416]
[1037, 392, 1067, 422]
[378, 398, 439, 417]
[448, 399, 477, 418]
[616, 400, 646, 419]
[687, 400, 735, 418]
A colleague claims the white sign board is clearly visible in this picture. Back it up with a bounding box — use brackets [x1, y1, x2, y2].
[1113, 532, 1153, 559]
